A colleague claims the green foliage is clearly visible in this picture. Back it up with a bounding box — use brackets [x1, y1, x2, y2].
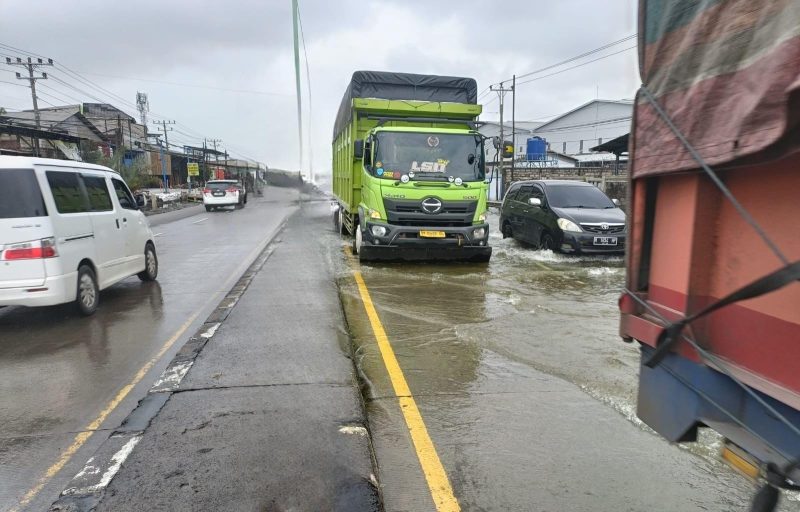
[82, 147, 155, 191]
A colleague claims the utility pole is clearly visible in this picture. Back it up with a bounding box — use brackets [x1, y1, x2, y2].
[491, 82, 513, 200]
[153, 120, 175, 191]
[291, 0, 304, 175]
[511, 75, 516, 185]
[136, 92, 149, 126]
[7, 56, 53, 156]
[206, 138, 222, 178]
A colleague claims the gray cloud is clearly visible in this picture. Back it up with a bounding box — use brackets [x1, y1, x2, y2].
[0, 0, 638, 173]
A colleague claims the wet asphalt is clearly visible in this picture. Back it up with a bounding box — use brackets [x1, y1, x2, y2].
[3, 193, 798, 511]
[0, 188, 299, 512]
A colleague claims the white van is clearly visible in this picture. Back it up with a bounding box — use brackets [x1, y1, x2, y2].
[0, 157, 158, 315]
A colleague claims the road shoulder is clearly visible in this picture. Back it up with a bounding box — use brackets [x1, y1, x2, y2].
[50, 200, 380, 512]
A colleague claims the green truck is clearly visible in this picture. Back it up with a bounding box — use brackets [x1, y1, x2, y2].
[332, 71, 492, 262]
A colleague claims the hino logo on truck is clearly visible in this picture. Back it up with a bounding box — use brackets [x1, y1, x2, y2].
[421, 197, 442, 214]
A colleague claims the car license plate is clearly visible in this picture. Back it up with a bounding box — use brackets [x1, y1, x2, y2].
[213, 191, 224, 197]
[419, 230, 446, 238]
[593, 236, 618, 246]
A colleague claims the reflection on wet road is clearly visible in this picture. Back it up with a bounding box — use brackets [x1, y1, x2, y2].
[0, 190, 298, 511]
[336, 211, 764, 511]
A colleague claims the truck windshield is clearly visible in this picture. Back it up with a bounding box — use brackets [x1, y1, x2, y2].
[373, 132, 484, 182]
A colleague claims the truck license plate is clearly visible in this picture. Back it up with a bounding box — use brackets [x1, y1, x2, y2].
[593, 236, 618, 246]
[419, 230, 446, 238]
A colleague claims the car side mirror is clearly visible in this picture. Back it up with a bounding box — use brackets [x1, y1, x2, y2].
[135, 195, 145, 208]
[529, 197, 542, 207]
[612, 198, 620, 206]
[354, 140, 364, 159]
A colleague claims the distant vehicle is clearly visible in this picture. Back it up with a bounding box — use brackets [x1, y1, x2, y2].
[203, 180, 246, 211]
[0, 156, 158, 316]
[499, 180, 625, 254]
[331, 71, 493, 262]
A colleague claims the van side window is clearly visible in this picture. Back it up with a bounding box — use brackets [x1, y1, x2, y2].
[82, 176, 113, 212]
[516, 186, 533, 204]
[503, 185, 519, 202]
[111, 178, 137, 210]
[46, 171, 89, 214]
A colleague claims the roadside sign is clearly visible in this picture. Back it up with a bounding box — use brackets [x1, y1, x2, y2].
[187, 163, 200, 176]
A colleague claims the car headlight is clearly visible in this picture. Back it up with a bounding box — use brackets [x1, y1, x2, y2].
[478, 212, 486, 222]
[557, 218, 582, 232]
[371, 225, 387, 237]
[369, 208, 381, 219]
[473, 227, 486, 239]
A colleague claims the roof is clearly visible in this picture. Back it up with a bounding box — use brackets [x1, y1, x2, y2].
[591, 133, 629, 155]
[534, 99, 634, 132]
[0, 155, 118, 173]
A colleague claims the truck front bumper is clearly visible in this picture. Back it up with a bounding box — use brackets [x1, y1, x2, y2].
[360, 222, 492, 262]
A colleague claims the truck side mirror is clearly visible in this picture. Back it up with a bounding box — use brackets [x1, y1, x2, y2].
[354, 139, 364, 159]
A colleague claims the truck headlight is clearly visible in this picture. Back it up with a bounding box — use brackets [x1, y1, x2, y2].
[473, 227, 486, 239]
[371, 225, 387, 237]
[369, 209, 381, 219]
[557, 218, 582, 232]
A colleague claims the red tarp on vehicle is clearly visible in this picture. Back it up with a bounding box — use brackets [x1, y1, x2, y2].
[632, 0, 800, 178]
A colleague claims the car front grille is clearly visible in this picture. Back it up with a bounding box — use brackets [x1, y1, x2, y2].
[581, 223, 626, 234]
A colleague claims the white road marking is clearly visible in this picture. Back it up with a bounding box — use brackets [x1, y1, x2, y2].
[191, 217, 208, 224]
[150, 361, 194, 392]
[339, 425, 368, 437]
[153, 232, 164, 238]
[61, 436, 141, 496]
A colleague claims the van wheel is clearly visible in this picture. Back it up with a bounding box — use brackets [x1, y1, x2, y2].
[76, 265, 99, 316]
[138, 243, 159, 281]
[502, 223, 513, 239]
[540, 232, 556, 252]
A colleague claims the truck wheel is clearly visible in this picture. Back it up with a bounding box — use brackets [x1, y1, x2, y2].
[76, 265, 99, 316]
[338, 209, 347, 235]
[353, 225, 363, 255]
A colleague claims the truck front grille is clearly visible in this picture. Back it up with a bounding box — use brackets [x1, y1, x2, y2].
[384, 199, 478, 227]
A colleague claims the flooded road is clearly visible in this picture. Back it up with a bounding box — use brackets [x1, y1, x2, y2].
[335, 210, 773, 511]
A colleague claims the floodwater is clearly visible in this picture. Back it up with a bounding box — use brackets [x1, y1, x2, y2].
[333, 210, 791, 511]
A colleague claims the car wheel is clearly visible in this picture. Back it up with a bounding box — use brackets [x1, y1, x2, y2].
[205, 205, 212, 212]
[76, 265, 99, 316]
[502, 222, 513, 239]
[540, 232, 556, 252]
[138, 243, 159, 282]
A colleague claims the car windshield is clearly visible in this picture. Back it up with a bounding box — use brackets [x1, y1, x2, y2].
[373, 132, 484, 181]
[546, 185, 615, 209]
[0, 169, 47, 218]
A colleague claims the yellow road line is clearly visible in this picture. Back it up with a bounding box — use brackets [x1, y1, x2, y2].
[352, 269, 460, 512]
[14, 225, 282, 510]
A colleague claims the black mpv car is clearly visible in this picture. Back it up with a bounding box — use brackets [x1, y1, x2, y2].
[499, 180, 626, 254]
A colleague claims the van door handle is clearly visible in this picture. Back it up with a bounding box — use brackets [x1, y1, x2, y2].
[115, 219, 120, 229]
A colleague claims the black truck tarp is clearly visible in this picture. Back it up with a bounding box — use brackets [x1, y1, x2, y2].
[333, 70, 478, 140]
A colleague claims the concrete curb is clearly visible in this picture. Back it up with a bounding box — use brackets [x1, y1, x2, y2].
[49, 223, 287, 512]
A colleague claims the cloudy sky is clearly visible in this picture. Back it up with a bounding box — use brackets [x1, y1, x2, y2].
[0, 0, 639, 176]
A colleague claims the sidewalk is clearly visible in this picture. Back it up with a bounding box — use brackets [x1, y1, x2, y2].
[52, 201, 380, 511]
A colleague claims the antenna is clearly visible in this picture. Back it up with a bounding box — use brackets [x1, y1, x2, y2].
[136, 92, 149, 126]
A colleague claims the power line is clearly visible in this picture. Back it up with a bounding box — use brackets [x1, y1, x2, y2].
[71, 71, 293, 97]
[495, 34, 636, 85]
[516, 46, 636, 87]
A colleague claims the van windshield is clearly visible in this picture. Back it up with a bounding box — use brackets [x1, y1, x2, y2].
[0, 169, 47, 219]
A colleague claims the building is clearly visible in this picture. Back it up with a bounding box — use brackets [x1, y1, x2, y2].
[530, 99, 633, 158]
